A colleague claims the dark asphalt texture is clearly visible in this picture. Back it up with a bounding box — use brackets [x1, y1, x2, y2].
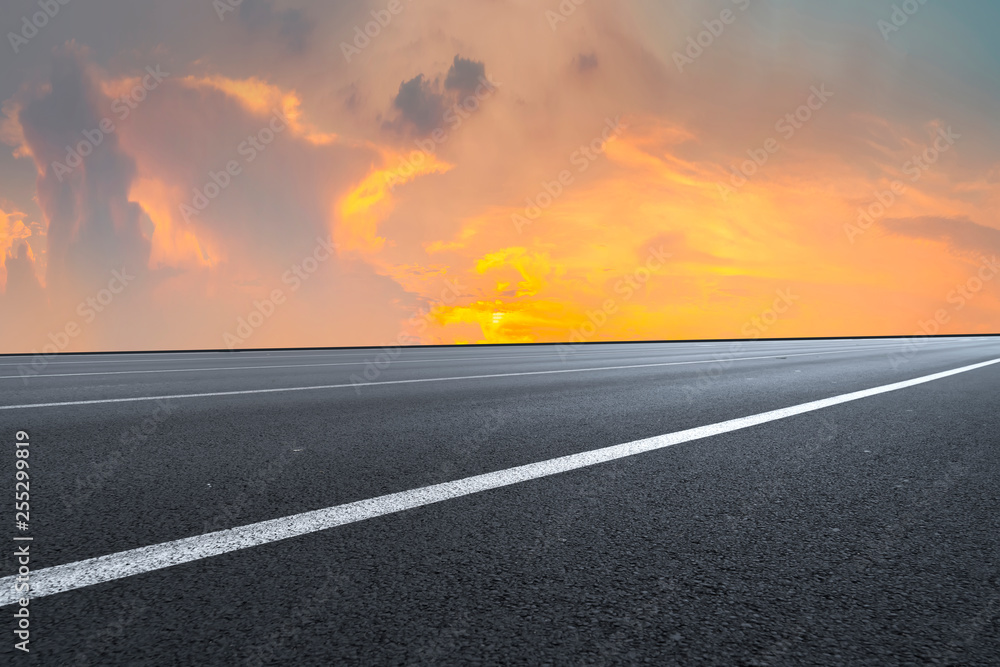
[1, 338, 998, 665]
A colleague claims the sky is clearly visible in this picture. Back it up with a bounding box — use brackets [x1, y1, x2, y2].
[0, 0, 998, 353]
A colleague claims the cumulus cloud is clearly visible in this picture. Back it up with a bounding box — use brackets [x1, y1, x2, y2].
[15, 45, 151, 302]
[444, 55, 487, 95]
[0, 0, 998, 351]
[386, 55, 491, 136]
[0, 42, 418, 352]
[389, 74, 448, 135]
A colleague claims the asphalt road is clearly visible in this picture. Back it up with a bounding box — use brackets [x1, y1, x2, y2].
[1, 337, 999, 665]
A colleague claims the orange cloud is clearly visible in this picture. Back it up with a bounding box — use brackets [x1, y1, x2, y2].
[0, 207, 35, 290]
[178, 75, 338, 145]
[128, 178, 218, 270]
[336, 151, 453, 256]
[2, 1, 998, 353]
[384, 106, 1000, 344]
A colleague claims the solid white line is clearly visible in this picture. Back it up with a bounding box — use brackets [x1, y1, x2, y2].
[0, 341, 925, 380]
[0, 337, 980, 368]
[0, 350, 554, 368]
[0, 345, 763, 367]
[2, 355, 997, 605]
[0, 348, 734, 368]
[1, 352, 621, 380]
[0, 348, 609, 368]
[0, 344, 926, 410]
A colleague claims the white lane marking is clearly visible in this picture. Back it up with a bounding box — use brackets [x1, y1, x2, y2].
[0, 343, 937, 410]
[0, 344, 775, 367]
[0, 341, 933, 380]
[2, 356, 997, 605]
[1, 352, 632, 380]
[0, 348, 623, 368]
[0, 338, 983, 368]
[0, 350, 558, 368]
[0, 348, 729, 368]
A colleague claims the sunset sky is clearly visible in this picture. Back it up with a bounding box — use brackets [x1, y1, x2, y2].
[1, 0, 998, 353]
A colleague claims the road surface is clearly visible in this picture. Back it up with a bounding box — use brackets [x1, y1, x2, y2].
[1, 337, 999, 664]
